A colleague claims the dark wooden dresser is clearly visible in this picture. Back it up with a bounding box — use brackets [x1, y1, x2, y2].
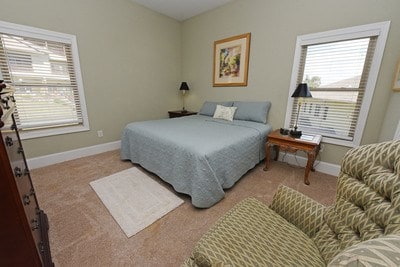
[0, 81, 53, 266]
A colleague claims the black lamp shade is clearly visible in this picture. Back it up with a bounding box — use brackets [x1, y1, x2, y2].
[179, 82, 189, 91]
[291, 83, 312, 98]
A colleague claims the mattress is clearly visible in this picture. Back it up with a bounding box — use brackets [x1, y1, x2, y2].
[121, 115, 272, 208]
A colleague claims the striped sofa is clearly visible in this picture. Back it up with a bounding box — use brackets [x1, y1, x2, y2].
[183, 140, 400, 266]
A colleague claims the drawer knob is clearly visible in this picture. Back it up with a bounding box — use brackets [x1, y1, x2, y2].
[1, 97, 10, 109]
[14, 167, 22, 177]
[17, 147, 23, 154]
[23, 194, 30, 205]
[5, 136, 13, 146]
[31, 218, 39, 231]
[39, 242, 45, 253]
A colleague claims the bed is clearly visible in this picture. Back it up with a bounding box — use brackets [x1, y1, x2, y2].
[121, 101, 272, 208]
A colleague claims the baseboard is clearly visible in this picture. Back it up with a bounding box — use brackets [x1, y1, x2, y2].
[27, 140, 340, 176]
[27, 140, 121, 169]
[278, 152, 340, 177]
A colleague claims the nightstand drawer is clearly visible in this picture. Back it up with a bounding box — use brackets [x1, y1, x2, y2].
[279, 145, 298, 154]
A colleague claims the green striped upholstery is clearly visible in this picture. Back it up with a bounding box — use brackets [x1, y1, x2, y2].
[183, 140, 400, 267]
[328, 235, 400, 266]
[186, 197, 325, 267]
[316, 140, 400, 264]
[270, 184, 326, 238]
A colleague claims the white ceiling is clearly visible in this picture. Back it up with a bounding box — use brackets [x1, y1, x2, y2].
[130, 0, 233, 21]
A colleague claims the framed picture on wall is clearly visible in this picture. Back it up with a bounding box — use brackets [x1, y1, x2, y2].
[213, 33, 251, 87]
[393, 59, 400, 91]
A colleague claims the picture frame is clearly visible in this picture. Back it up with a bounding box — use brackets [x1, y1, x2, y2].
[213, 33, 251, 87]
[393, 59, 400, 91]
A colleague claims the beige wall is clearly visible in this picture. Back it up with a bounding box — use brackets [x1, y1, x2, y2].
[182, 0, 400, 165]
[379, 93, 400, 141]
[2, 0, 399, 163]
[0, 0, 182, 158]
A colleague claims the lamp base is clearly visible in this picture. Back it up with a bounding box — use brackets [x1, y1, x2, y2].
[289, 129, 302, 138]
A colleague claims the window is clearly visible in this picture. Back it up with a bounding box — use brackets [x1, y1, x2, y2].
[285, 22, 390, 147]
[8, 52, 33, 72]
[0, 21, 89, 139]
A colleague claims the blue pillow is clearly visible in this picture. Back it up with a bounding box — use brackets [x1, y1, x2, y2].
[198, 101, 233, 116]
[233, 101, 271, 123]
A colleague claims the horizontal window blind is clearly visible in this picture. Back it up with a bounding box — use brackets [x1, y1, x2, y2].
[289, 36, 377, 141]
[0, 33, 82, 130]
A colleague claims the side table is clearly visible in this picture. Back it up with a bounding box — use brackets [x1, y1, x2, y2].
[263, 129, 322, 185]
[168, 110, 197, 118]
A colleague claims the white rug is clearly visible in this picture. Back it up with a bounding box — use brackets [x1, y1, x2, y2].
[90, 167, 184, 238]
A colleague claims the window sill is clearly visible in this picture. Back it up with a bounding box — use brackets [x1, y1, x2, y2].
[321, 136, 358, 148]
[19, 124, 90, 140]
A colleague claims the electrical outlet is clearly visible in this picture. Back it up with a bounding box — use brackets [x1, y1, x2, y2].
[97, 130, 103, 138]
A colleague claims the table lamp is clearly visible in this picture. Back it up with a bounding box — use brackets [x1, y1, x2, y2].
[179, 82, 189, 113]
[290, 83, 312, 138]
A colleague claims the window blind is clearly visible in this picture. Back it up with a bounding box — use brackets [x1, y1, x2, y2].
[289, 37, 377, 141]
[0, 33, 83, 130]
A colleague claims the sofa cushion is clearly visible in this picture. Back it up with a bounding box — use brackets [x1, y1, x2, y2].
[191, 198, 325, 267]
[327, 235, 400, 266]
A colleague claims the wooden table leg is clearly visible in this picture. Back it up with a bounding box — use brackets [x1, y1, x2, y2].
[311, 145, 320, 172]
[304, 151, 316, 185]
[263, 143, 273, 171]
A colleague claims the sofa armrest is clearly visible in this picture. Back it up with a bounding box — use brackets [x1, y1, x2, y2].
[327, 235, 400, 266]
[269, 185, 325, 238]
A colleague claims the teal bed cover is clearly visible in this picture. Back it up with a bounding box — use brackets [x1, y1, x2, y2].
[121, 115, 272, 208]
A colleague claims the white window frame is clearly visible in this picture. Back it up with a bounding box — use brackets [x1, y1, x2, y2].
[284, 21, 390, 147]
[0, 20, 89, 139]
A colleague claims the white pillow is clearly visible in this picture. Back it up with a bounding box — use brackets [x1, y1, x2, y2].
[213, 105, 237, 121]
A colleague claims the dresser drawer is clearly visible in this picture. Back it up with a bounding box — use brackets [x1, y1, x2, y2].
[25, 203, 42, 254]
[1, 119, 23, 160]
[2, 130, 31, 194]
[0, 82, 53, 266]
[1, 120, 42, 253]
[3, 133, 25, 172]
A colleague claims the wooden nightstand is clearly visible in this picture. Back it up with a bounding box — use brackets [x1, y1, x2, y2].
[263, 129, 322, 185]
[168, 110, 197, 118]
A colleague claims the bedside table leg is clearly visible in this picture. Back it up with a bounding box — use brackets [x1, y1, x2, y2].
[263, 143, 273, 171]
[304, 151, 316, 185]
[311, 145, 320, 172]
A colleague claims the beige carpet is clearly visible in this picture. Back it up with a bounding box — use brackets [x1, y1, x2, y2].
[31, 150, 338, 266]
[90, 167, 184, 238]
